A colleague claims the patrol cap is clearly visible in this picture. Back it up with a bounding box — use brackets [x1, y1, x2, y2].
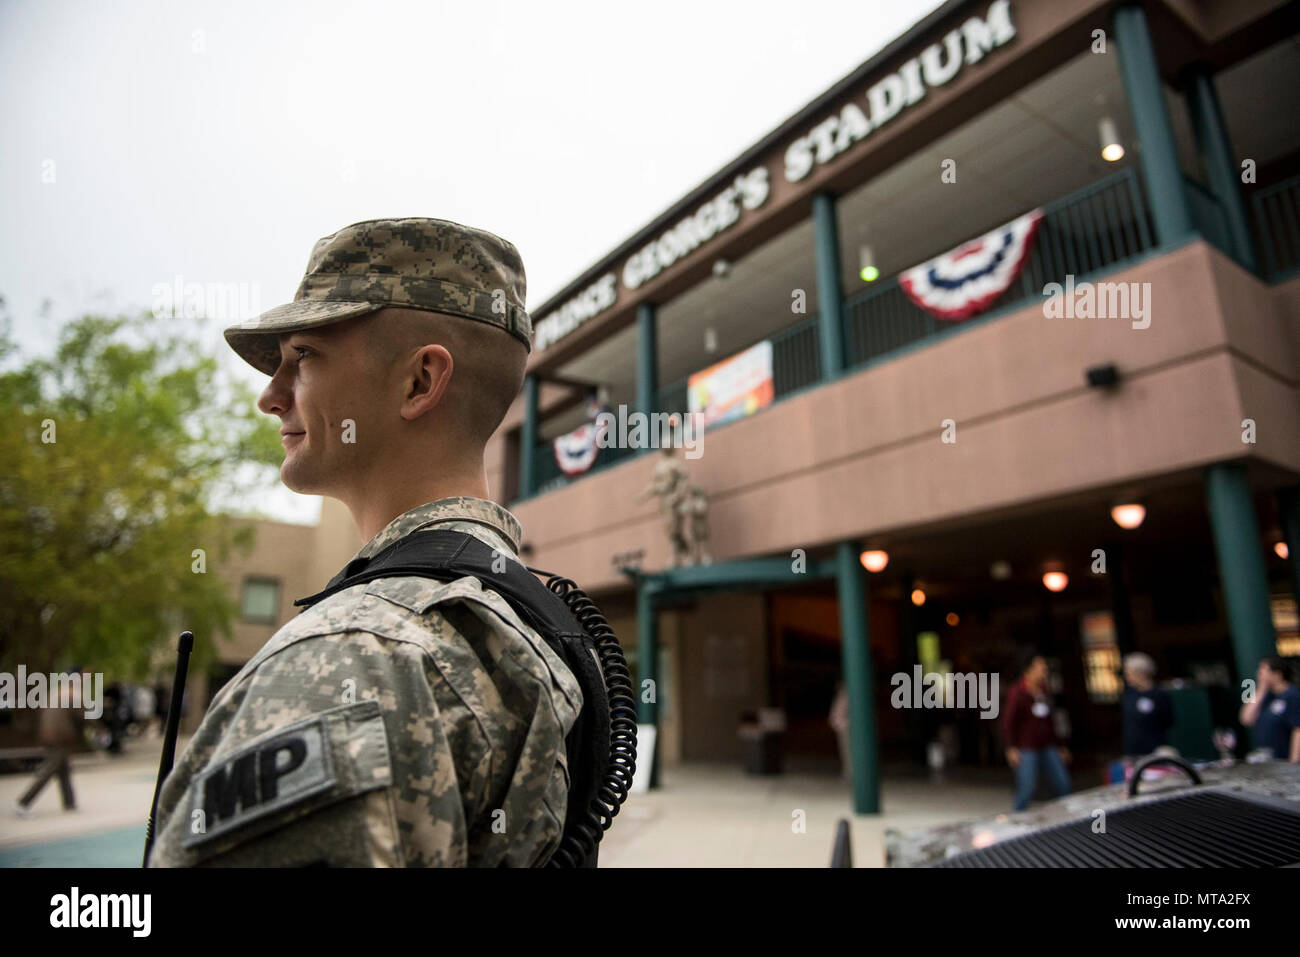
[224, 217, 532, 374]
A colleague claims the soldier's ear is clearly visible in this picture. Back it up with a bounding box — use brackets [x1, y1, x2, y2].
[401, 344, 453, 421]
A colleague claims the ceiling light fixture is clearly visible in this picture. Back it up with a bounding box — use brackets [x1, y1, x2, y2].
[1099, 116, 1125, 162]
[860, 549, 889, 573]
[1111, 503, 1146, 529]
[859, 245, 878, 283]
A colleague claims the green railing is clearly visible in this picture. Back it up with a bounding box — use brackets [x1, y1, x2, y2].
[526, 169, 1157, 497]
[770, 316, 822, 397]
[655, 315, 822, 415]
[532, 433, 636, 495]
[1253, 173, 1300, 281]
[658, 378, 688, 417]
[843, 167, 1154, 369]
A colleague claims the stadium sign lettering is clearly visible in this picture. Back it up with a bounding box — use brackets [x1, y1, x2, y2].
[784, 0, 1016, 182]
[534, 166, 770, 351]
[534, 272, 618, 352]
[622, 167, 770, 291]
[533, 1, 1016, 353]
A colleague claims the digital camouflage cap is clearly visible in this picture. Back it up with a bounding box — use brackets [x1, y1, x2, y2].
[224, 217, 532, 374]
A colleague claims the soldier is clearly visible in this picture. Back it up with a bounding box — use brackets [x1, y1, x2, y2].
[147, 218, 583, 867]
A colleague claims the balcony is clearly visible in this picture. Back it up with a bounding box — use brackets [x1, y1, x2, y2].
[519, 15, 1300, 501]
[523, 157, 1300, 504]
[1253, 173, 1300, 281]
[528, 167, 1159, 495]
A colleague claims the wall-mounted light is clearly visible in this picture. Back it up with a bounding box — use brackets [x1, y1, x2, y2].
[712, 259, 731, 279]
[1042, 571, 1069, 592]
[1111, 503, 1146, 530]
[860, 549, 889, 573]
[911, 587, 926, 606]
[1099, 116, 1125, 162]
[1277, 541, 1291, 560]
[1086, 363, 1121, 388]
[859, 245, 878, 283]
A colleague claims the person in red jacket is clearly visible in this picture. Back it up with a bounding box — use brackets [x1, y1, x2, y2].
[1002, 650, 1071, 811]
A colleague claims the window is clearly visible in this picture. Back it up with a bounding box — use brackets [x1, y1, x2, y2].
[1273, 595, 1299, 658]
[1080, 610, 1121, 703]
[207, 663, 244, 706]
[241, 578, 280, 624]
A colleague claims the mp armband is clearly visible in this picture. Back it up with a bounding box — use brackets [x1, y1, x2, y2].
[180, 699, 395, 862]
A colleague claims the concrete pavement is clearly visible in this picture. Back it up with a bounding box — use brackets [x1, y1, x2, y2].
[597, 761, 1010, 867]
[0, 736, 1013, 867]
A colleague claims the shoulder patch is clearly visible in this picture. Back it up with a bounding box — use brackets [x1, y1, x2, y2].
[181, 699, 390, 851]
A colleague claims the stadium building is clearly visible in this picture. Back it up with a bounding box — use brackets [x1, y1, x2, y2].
[478, 0, 1300, 810]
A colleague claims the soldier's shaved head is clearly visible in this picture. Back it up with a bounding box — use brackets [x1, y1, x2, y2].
[365, 306, 527, 449]
[245, 217, 535, 540]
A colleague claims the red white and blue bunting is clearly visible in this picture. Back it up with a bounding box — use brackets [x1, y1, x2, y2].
[553, 418, 609, 477]
[899, 208, 1043, 320]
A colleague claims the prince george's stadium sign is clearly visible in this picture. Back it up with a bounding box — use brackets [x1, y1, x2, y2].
[784, 0, 1015, 181]
[533, 0, 1017, 354]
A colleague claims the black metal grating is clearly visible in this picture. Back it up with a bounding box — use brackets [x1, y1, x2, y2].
[935, 790, 1300, 867]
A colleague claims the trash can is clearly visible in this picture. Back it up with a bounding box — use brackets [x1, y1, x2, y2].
[738, 708, 786, 775]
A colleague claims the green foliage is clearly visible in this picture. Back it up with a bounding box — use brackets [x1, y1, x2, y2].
[0, 307, 283, 678]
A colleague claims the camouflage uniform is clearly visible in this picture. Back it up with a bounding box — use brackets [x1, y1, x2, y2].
[147, 497, 582, 867]
[148, 218, 583, 867]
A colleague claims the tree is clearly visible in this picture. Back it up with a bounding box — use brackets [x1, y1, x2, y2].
[0, 304, 283, 679]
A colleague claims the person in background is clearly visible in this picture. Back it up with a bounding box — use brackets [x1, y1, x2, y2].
[1120, 652, 1174, 758]
[152, 680, 170, 737]
[829, 681, 850, 780]
[1001, 649, 1071, 812]
[1239, 657, 1300, 762]
[36, 665, 82, 752]
[101, 681, 126, 755]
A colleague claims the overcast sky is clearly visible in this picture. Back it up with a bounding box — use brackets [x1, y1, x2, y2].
[1, 0, 946, 522]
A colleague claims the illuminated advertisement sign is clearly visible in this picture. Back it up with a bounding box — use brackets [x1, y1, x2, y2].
[687, 340, 774, 429]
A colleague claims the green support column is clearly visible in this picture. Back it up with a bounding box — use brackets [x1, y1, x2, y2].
[519, 374, 538, 498]
[1113, 4, 1193, 247]
[1186, 66, 1258, 272]
[635, 580, 660, 788]
[636, 303, 658, 451]
[1205, 464, 1277, 684]
[1279, 487, 1300, 614]
[836, 542, 879, 814]
[813, 192, 846, 379]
